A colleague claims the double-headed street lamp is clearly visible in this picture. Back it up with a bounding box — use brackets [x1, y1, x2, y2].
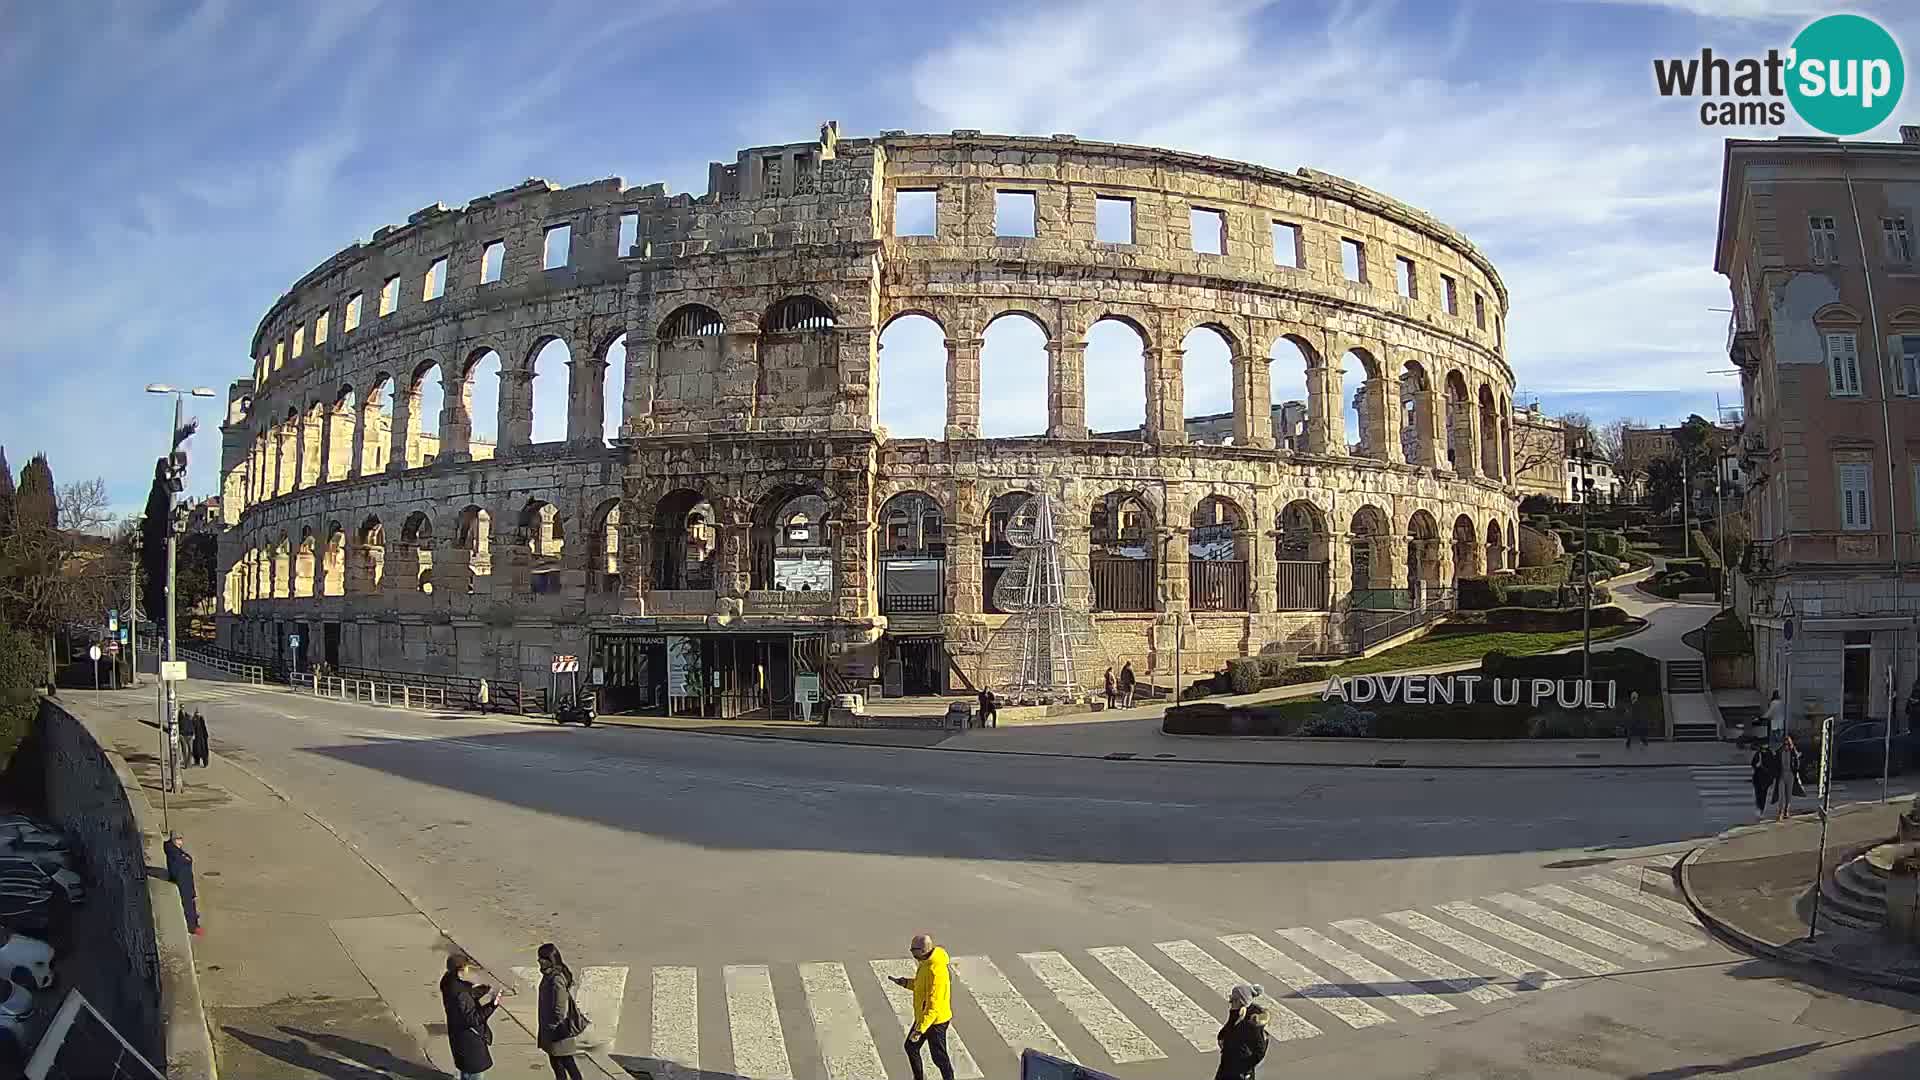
[147, 384, 215, 797]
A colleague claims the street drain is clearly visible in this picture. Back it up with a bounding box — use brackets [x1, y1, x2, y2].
[1104, 752, 1137, 760]
[1373, 758, 1406, 768]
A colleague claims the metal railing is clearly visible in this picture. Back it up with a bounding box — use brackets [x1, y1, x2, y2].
[1091, 557, 1154, 612]
[880, 591, 944, 614]
[1188, 559, 1249, 612]
[1348, 587, 1456, 653]
[295, 672, 450, 711]
[139, 635, 268, 684]
[1349, 587, 1413, 611]
[1274, 560, 1329, 611]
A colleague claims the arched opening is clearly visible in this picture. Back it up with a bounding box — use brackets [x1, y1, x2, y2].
[753, 294, 840, 424]
[1344, 349, 1385, 459]
[458, 506, 492, 590]
[1180, 325, 1235, 443]
[1269, 335, 1316, 452]
[1406, 510, 1442, 596]
[531, 338, 570, 444]
[300, 402, 326, 488]
[1486, 519, 1506, 573]
[401, 512, 434, 593]
[294, 530, 317, 598]
[1451, 514, 1482, 581]
[1499, 394, 1514, 481]
[879, 491, 945, 615]
[1349, 506, 1391, 604]
[1188, 494, 1248, 611]
[661, 303, 724, 339]
[651, 489, 716, 591]
[360, 376, 394, 476]
[983, 490, 1037, 614]
[1444, 371, 1472, 475]
[588, 499, 621, 594]
[322, 524, 346, 597]
[521, 500, 563, 594]
[272, 533, 292, 599]
[408, 362, 444, 469]
[357, 518, 386, 593]
[1399, 360, 1435, 466]
[325, 387, 356, 482]
[1085, 318, 1148, 438]
[752, 488, 832, 593]
[460, 348, 503, 461]
[877, 314, 947, 441]
[1274, 500, 1330, 610]
[1090, 490, 1154, 612]
[1478, 384, 1500, 477]
[603, 334, 627, 444]
[764, 295, 836, 333]
[980, 313, 1049, 438]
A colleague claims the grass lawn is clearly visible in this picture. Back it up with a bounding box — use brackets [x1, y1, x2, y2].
[1325, 623, 1637, 678]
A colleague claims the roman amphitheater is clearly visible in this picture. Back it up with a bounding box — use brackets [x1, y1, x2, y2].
[214, 123, 1520, 715]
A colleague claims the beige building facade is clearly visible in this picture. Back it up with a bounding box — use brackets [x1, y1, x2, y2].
[1720, 129, 1920, 727]
[1512, 405, 1567, 501]
[215, 125, 1518, 711]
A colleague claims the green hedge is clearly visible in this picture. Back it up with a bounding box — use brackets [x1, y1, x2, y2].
[1692, 528, 1722, 569]
[1593, 531, 1628, 557]
[1504, 584, 1562, 608]
[0, 624, 42, 774]
[1219, 656, 1331, 696]
[1457, 577, 1507, 610]
[1441, 605, 1634, 631]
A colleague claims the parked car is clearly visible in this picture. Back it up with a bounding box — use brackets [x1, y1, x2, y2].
[1801, 721, 1920, 781]
[0, 931, 53, 990]
[0, 859, 81, 907]
[0, 878, 55, 932]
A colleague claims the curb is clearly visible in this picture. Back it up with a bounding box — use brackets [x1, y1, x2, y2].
[1677, 809, 1920, 995]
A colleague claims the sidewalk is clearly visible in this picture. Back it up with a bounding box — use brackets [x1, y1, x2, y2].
[64, 690, 616, 1079]
[1681, 796, 1920, 992]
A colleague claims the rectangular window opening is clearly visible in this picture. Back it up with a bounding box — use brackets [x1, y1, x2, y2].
[1340, 238, 1366, 282]
[273, 341, 285, 370]
[1394, 255, 1417, 299]
[291, 325, 304, 359]
[1474, 292, 1487, 330]
[996, 190, 1037, 238]
[344, 293, 363, 331]
[1191, 208, 1225, 255]
[1810, 215, 1839, 264]
[1839, 461, 1872, 531]
[1272, 221, 1302, 268]
[1441, 274, 1458, 315]
[1096, 196, 1135, 244]
[894, 190, 936, 237]
[1898, 333, 1920, 396]
[314, 310, 329, 345]
[543, 224, 571, 269]
[378, 276, 399, 317]
[424, 256, 447, 301]
[1884, 216, 1912, 263]
[480, 241, 505, 284]
[1825, 331, 1862, 396]
[618, 213, 639, 256]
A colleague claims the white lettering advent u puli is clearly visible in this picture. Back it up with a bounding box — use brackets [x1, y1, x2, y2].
[1320, 675, 1617, 709]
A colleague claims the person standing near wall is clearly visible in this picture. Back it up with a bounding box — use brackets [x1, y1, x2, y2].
[163, 832, 201, 935]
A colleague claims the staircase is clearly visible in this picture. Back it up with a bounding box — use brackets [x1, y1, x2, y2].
[1816, 845, 1892, 932]
[792, 635, 850, 699]
[1666, 659, 1706, 693]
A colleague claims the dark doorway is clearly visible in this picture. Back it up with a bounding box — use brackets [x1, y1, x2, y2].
[324, 622, 342, 669]
[594, 635, 664, 715]
[889, 638, 945, 696]
[1842, 632, 1872, 720]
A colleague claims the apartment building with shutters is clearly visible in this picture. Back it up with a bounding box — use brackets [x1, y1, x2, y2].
[1718, 130, 1920, 730]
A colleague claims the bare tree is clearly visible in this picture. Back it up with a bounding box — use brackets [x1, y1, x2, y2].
[1558, 411, 1594, 456]
[0, 475, 129, 676]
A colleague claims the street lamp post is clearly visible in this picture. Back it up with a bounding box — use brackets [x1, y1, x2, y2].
[146, 384, 216, 795]
[1580, 441, 1592, 707]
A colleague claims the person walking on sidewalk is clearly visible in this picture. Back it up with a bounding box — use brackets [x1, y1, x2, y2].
[163, 832, 201, 935]
[1215, 1002, 1271, 1080]
[1104, 667, 1116, 711]
[536, 943, 590, 1080]
[440, 953, 503, 1080]
[1624, 691, 1648, 749]
[1119, 662, 1136, 707]
[1776, 732, 1805, 820]
[888, 933, 955, 1080]
[188, 709, 209, 767]
[1750, 743, 1776, 815]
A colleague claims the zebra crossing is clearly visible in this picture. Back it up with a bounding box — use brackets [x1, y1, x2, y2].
[1691, 764, 1757, 828]
[171, 680, 282, 705]
[601, 855, 1712, 1078]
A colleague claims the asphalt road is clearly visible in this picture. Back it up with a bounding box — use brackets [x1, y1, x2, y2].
[153, 678, 1920, 1079]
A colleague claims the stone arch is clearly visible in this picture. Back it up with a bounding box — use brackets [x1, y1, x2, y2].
[325, 386, 357, 482]
[1181, 325, 1236, 442]
[652, 488, 716, 591]
[878, 491, 945, 617]
[401, 511, 435, 593]
[519, 499, 564, 595]
[1085, 317, 1148, 438]
[659, 302, 726, 339]
[458, 505, 493, 588]
[880, 491, 946, 555]
[404, 358, 444, 469]
[1451, 513, 1483, 580]
[763, 295, 837, 333]
[298, 401, 326, 488]
[878, 313, 948, 440]
[322, 522, 346, 597]
[752, 486, 832, 593]
[1090, 489, 1155, 612]
[293, 528, 317, 598]
[1478, 383, 1500, 477]
[1406, 509, 1443, 592]
[459, 346, 505, 458]
[360, 374, 394, 476]
[1486, 518, 1506, 573]
[1398, 358, 1439, 466]
[1349, 505, 1390, 595]
[356, 516, 386, 593]
[1189, 493, 1249, 611]
[1274, 499, 1331, 610]
[1268, 334, 1319, 452]
[980, 311, 1051, 438]
[272, 531, 292, 599]
[528, 336, 571, 445]
[983, 489, 1039, 614]
[587, 498, 622, 594]
[1341, 346, 1389, 460]
[602, 332, 627, 444]
[1444, 369, 1472, 475]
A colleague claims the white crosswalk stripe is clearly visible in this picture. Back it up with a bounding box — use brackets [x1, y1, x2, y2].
[1437, 901, 1621, 976]
[1331, 918, 1515, 1004]
[1526, 885, 1704, 951]
[652, 966, 700, 1078]
[871, 960, 983, 1079]
[1019, 951, 1162, 1063]
[1485, 893, 1669, 964]
[1154, 939, 1322, 1042]
[799, 962, 888, 1080]
[1693, 766, 1757, 827]
[1381, 909, 1560, 992]
[1086, 946, 1220, 1052]
[1582, 872, 1702, 926]
[1640, 851, 1686, 870]
[955, 955, 1077, 1063]
[510, 964, 627, 1048]
[725, 964, 795, 1080]
[1219, 933, 1393, 1030]
[1275, 927, 1455, 1018]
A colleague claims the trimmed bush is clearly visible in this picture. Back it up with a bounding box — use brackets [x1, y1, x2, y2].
[1457, 577, 1509, 610]
[1441, 605, 1633, 631]
[1257, 654, 1287, 678]
[1225, 658, 1261, 695]
[1519, 494, 1556, 514]
[1529, 710, 1620, 739]
[1594, 531, 1628, 557]
[1299, 704, 1376, 737]
[1503, 584, 1563, 608]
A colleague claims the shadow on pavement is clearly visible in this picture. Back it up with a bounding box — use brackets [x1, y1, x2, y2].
[294, 724, 1717, 865]
[612, 1053, 751, 1079]
[222, 1025, 440, 1080]
[1629, 1040, 1827, 1078]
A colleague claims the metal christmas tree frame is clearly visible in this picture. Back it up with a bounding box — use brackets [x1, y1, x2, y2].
[980, 492, 1109, 703]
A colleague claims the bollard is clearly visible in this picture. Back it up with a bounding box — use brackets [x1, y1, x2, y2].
[403, 685, 411, 710]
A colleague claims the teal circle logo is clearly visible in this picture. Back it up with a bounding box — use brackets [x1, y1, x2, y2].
[1787, 14, 1904, 136]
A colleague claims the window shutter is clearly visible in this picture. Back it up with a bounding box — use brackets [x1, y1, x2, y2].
[1840, 462, 1870, 530]
[1827, 333, 1848, 393]
[1893, 336, 1907, 397]
[1844, 336, 1862, 395]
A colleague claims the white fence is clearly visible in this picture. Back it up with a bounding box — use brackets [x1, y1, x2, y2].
[292, 672, 449, 711]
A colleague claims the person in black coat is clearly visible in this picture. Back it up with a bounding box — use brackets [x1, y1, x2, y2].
[440, 953, 502, 1079]
[1215, 1002, 1270, 1080]
[163, 831, 200, 934]
[189, 710, 210, 767]
[1751, 745, 1777, 814]
[537, 943, 587, 1080]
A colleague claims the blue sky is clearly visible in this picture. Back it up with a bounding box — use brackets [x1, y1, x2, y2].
[2, 0, 1914, 517]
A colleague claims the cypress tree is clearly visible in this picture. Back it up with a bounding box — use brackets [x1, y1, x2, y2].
[0, 447, 14, 536]
[14, 454, 54, 535]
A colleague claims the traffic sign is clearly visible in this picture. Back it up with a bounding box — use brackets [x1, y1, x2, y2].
[551, 655, 579, 674]
[87, 645, 101, 662]
[107, 642, 120, 655]
[108, 610, 119, 632]
[289, 634, 301, 649]
[160, 661, 187, 682]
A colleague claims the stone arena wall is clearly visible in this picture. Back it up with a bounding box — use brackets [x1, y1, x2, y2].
[217, 124, 1520, 696]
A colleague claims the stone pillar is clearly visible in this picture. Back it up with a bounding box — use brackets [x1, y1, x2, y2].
[1327, 531, 1353, 609]
[947, 486, 983, 614]
[436, 539, 474, 597]
[1145, 348, 1186, 446]
[440, 372, 473, 462]
[292, 417, 310, 490]
[1242, 355, 1275, 449]
[1385, 534, 1409, 593]
[717, 520, 751, 599]
[498, 368, 534, 450]
[835, 517, 871, 619]
[1307, 362, 1344, 455]
[274, 427, 295, 494]
[1436, 544, 1455, 590]
[1047, 341, 1087, 439]
[1412, 389, 1444, 467]
[1451, 398, 1478, 477]
[1480, 403, 1500, 477]
[569, 354, 610, 443]
[715, 329, 759, 426]
[1240, 525, 1268, 614]
[947, 337, 981, 440]
[1375, 376, 1404, 464]
[354, 399, 377, 477]
[625, 337, 657, 437]
[1156, 526, 1190, 611]
[387, 392, 414, 473]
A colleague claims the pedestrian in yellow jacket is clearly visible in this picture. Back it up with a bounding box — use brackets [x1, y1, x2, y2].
[888, 933, 955, 1080]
